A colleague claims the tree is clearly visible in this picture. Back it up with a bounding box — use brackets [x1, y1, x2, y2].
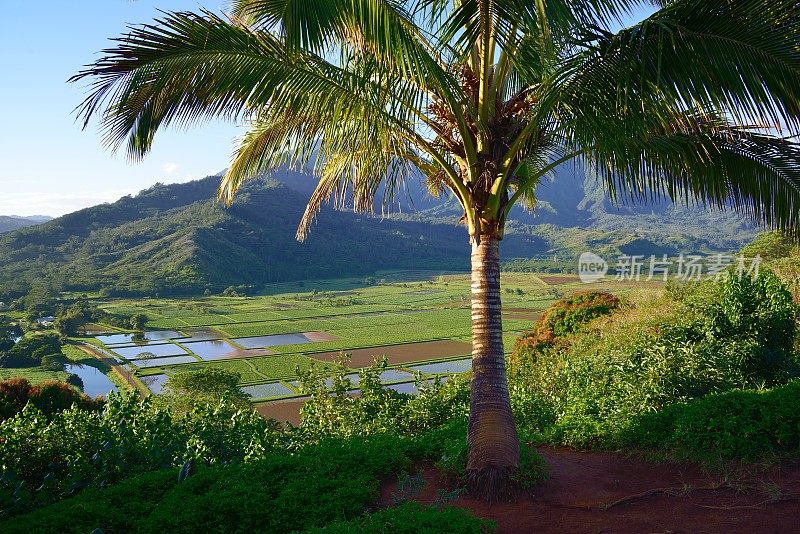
[129, 313, 148, 331]
[162, 368, 250, 413]
[72, 0, 800, 498]
[54, 309, 86, 337]
[0, 334, 62, 368]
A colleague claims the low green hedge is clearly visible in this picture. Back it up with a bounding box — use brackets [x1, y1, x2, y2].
[619, 380, 800, 463]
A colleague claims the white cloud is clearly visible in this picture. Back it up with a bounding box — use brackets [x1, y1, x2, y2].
[0, 189, 137, 217]
[162, 162, 179, 174]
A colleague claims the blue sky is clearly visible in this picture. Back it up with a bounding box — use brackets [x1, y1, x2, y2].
[0, 2, 655, 217]
[0, 1, 240, 216]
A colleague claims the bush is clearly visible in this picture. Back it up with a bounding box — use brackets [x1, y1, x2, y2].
[0, 433, 492, 533]
[509, 271, 798, 448]
[0, 392, 281, 515]
[311, 502, 493, 533]
[295, 357, 470, 442]
[619, 381, 800, 463]
[0, 378, 101, 422]
[510, 291, 620, 367]
[161, 367, 251, 413]
[39, 354, 65, 371]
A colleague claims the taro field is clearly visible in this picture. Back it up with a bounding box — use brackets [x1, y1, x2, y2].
[78, 271, 651, 423]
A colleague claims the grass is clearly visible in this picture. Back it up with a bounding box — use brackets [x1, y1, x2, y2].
[0, 367, 69, 385]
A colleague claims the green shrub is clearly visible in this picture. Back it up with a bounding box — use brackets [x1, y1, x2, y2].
[161, 367, 251, 413]
[509, 271, 798, 448]
[0, 433, 491, 533]
[510, 291, 620, 367]
[619, 381, 800, 463]
[0, 392, 281, 515]
[296, 357, 470, 442]
[39, 355, 64, 372]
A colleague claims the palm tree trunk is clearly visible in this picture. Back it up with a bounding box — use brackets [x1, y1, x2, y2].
[466, 234, 520, 500]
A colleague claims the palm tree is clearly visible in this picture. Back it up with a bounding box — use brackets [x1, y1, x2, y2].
[73, 0, 800, 498]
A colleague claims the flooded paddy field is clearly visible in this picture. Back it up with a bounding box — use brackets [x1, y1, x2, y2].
[182, 339, 272, 360]
[83, 272, 654, 419]
[112, 343, 189, 360]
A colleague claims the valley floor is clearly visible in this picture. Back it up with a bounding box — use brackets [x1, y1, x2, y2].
[380, 447, 800, 533]
[75, 271, 656, 420]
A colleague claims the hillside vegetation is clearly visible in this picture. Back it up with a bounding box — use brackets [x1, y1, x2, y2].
[0, 163, 759, 299]
[2, 239, 800, 530]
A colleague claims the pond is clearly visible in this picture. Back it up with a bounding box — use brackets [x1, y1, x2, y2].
[386, 377, 448, 395]
[63, 363, 119, 398]
[113, 343, 186, 360]
[179, 328, 223, 343]
[130, 355, 198, 368]
[407, 358, 472, 375]
[182, 340, 245, 361]
[140, 373, 169, 395]
[96, 330, 184, 346]
[112, 344, 189, 360]
[241, 382, 296, 400]
[379, 369, 415, 383]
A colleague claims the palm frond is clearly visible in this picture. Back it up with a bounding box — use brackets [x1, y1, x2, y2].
[587, 114, 800, 232]
[71, 11, 425, 160]
[557, 0, 800, 141]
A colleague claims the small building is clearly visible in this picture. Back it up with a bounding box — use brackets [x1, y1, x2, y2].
[37, 316, 56, 326]
[0, 302, 7, 311]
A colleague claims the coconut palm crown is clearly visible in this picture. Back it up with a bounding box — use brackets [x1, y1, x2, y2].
[72, 0, 800, 499]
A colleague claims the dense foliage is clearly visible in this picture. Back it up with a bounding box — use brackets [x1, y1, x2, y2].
[0, 393, 282, 516]
[0, 334, 61, 368]
[1, 434, 492, 533]
[619, 380, 800, 463]
[508, 271, 798, 449]
[0, 374, 503, 532]
[743, 231, 800, 300]
[161, 368, 251, 413]
[0, 378, 103, 421]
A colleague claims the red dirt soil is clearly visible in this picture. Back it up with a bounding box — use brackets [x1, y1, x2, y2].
[379, 447, 800, 533]
[504, 310, 542, 321]
[310, 340, 472, 368]
[255, 397, 308, 425]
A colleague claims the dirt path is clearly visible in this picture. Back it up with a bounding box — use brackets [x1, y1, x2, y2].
[379, 447, 800, 533]
[75, 344, 147, 394]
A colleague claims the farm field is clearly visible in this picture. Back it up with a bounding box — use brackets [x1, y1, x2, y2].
[80, 271, 658, 419]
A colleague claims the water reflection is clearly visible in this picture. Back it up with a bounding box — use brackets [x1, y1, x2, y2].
[63, 363, 118, 398]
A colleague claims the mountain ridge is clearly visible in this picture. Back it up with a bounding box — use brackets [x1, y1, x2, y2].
[0, 165, 758, 298]
[0, 215, 52, 234]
